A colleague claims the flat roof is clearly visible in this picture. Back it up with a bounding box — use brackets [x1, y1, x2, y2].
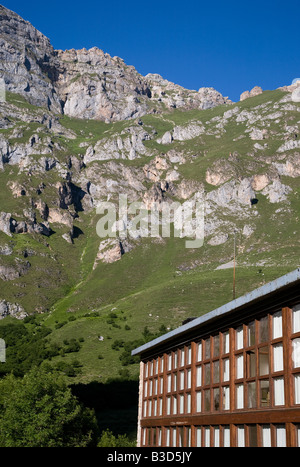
[132, 267, 300, 357]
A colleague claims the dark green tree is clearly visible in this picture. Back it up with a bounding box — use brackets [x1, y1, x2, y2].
[0, 366, 98, 447]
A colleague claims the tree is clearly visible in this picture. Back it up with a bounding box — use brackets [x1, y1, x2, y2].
[97, 429, 136, 447]
[0, 366, 98, 447]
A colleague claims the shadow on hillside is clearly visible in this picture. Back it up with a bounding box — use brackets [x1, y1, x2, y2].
[71, 378, 139, 439]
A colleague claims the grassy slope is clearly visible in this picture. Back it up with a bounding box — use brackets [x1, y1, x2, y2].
[0, 89, 300, 387]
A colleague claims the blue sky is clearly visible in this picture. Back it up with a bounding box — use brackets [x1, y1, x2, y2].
[2, 0, 299, 101]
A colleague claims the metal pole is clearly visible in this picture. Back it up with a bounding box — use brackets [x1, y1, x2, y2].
[233, 231, 236, 300]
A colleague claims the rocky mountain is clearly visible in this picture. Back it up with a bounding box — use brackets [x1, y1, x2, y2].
[0, 5, 299, 382]
[0, 5, 230, 123]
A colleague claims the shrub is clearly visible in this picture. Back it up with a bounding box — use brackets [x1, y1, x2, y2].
[97, 429, 136, 448]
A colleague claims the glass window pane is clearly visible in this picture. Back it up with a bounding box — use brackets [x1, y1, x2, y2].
[187, 427, 191, 447]
[196, 427, 201, 447]
[187, 346, 191, 365]
[274, 377, 285, 406]
[179, 394, 184, 414]
[178, 427, 184, 447]
[236, 354, 244, 379]
[148, 400, 152, 416]
[187, 393, 191, 413]
[205, 427, 210, 447]
[273, 344, 284, 372]
[213, 388, 220, 411]
[196, 366, 202, 386]
[196, 391, 202, 412]
[247, 381, 256, 408]
[165, 428, 170, 447]
[223, 358, 230, 382]
[292, 338, 300, 368]
[204, 389, 210, 412]
[276, 425, 286, 447]
[187, 369, 191, 389]
[142, 428, 147, 446]
[236, 326, 243, 349]
[297, 425, 300, 447]
[248, 351, 256, 377]
[213, 360, 220, 383]
[237, 426, 245, 447]
[172, 395, 177, 414]
[153, 428, 157, 447]
[249, 425, 258, 447]
[205, 338, 211, 359]
[259, 346, 269, 376]
[214, 427, 220, 447]
[173, 373, 177, 391]
[168, 354, 172, 371]
[166, 397, 171, 415]
[172, 427, 176, 447]
[262, 425, 271, 447]
[213, 335, 220, 357]
[273, 311, 282, 339]
[236, 384, 244, 409]
[260, 380, 270, 407]
[223, 331, 230, 354]
[173, 396, 178, 414]
[180, 348, 185, 366]
[223, 426, 230, 447]
[293, 305, 300, 333]
[167, 374, 171, 392]
[223, 386, 230, 410]
[159, 398, 162, 415]
[204, 363, 211, 385]
[294, 374, 300, 404]
[259, 316, 269, 343]
[248, 321, 256, 346]
[145, 362, 148, 378]
[197, 342, 202, 361]
[180, 371, 185, 390]
[174, 351, 178, 369]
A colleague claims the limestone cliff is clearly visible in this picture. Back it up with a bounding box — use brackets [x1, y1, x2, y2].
[0, 5, 230, 122]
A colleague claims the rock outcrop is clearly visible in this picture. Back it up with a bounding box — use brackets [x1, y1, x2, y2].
[240, 86, 263, 101]
[0, 5, 230, 123]
[0, 299, 27, 320]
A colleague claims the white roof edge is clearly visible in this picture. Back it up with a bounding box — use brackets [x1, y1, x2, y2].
[132, 268, 300, 356]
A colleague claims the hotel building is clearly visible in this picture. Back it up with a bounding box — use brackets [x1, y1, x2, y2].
[132, 268, 300, 447]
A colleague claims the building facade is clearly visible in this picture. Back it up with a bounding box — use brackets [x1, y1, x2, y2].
[132, 269, 300, 447]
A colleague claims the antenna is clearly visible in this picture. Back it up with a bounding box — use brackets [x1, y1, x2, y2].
[233, 230, 237, 300]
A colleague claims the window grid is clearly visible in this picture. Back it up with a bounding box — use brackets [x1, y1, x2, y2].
[141, 423, 299, 447]
[141, 306, 300, 446]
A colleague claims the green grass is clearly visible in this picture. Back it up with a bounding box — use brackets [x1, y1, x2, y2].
[1, 88, 300, 386]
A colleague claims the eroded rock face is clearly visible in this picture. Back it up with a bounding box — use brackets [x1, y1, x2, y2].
[0, 5, 230, 123]
[0, 5, 61, 112]
[240, 86, 263, 101]
[56, 48, 151, 122]
[0, 300, 27, 320]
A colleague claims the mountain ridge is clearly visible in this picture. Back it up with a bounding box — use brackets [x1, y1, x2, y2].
[0, 4, 230, 122]
[0, 5, 299, 385]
